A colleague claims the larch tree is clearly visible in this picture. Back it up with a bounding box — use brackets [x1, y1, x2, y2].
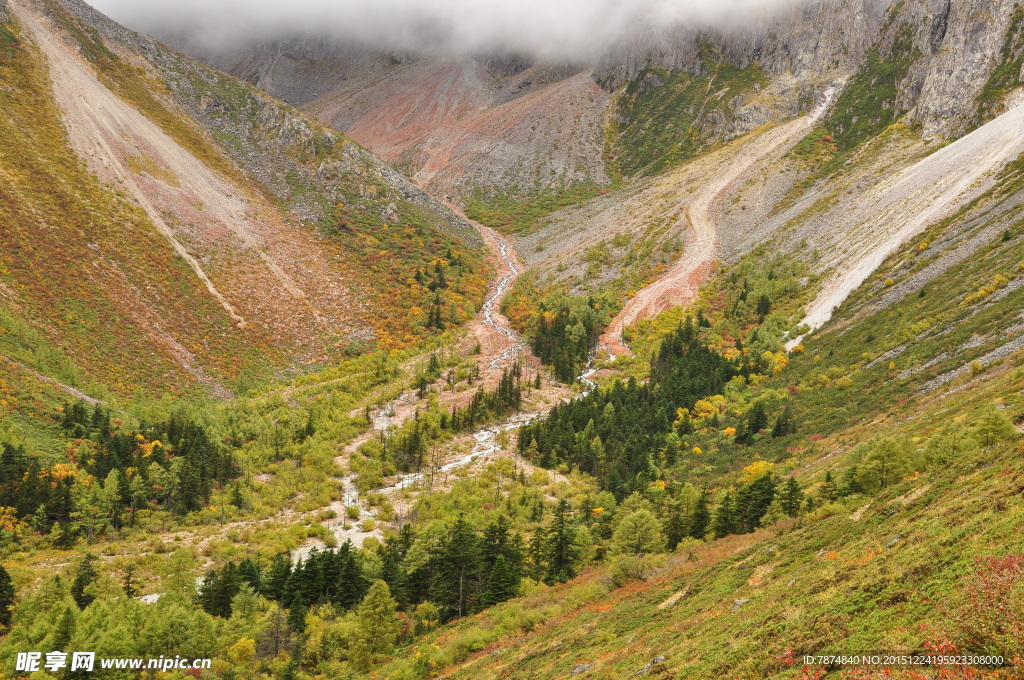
[611, 510, 665, 556]
[352, 580, 400, 669]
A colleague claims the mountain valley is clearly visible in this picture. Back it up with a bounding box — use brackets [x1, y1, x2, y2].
[1, 0, 1024, 678]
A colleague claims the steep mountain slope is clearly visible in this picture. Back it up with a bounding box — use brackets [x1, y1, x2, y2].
[599, 0, 1021, 140]
[0, 0, 488, 406]
[3, 1, 1024, 679]
[357, 134, 1024, 680]
[172, 41, 611, 200]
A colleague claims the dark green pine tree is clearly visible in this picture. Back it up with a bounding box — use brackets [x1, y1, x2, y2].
[197, 570, 220, 615]
[747, 401, 769, 437]
[664, 499, 687, 550]
[482, 516, 522, 573]
[781, 478, 804, 517]
[711, 492, 736, 539]
[337, 542, 369, 609]
[51, 605, 76, 650]
[482, 555, 519, 607]
[70, 554, 99, 609]
[772, 409, 795, 438]
[0, 564, 15, 628]
[287, 598, 308, 632]
[210, 563, 240, 617]
[230, 483, 245, 508]
[737, 475, 777, 532]
[840, 465, 863, 496]
[432, 517, 483, 620]
[819, 472, 839, 502]
[527, 527, 548, 581]
[378, 541, 409, 610]
[121, 565, 138, 599]
[689, 491, 711, 540]
[237, 558, 263, 593]
[263, 552, 292, 601]
[545, 500, 579, 585]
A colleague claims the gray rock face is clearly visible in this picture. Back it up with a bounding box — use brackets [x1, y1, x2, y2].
[0, 0, 8, 24]
[905, 0, 1021, 136]
[595, 0, 891, 94]
[596, 0, 1022, 138]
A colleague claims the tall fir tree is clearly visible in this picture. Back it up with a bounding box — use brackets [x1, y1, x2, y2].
[70, 554, 99, 609]
[689, 491, 711, 540]
[545, 500, 579, 584]
[432, 517, 482, 620]
[711, 492, 736, 539]
[0, 564, 14, 628]
[782, 478, 804, 517]
[482, 555, 519, 607]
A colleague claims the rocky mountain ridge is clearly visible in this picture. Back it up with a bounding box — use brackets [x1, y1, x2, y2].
[164, 0, 1024, 198]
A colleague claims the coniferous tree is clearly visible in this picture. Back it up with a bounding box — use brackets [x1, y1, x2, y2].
[973, 408, 1017, 448]
[689, 492, 711, 540]
[527, 527, 548, 581]
[664, 499, 687, 550]
[840, 464, 864, 496]
[432, 517, 482, 620]
[121, 565, 137, 599]
[772, 409, 795, 438]
[237, 558, 262, 593]
[611, 510, 664, 556]
[856, 438, 911, 491]
[51, 605, 76, 650]
[337, 542, 369, 609]
[207, 562, 239, 617]
[352, 580, 400, 669]
[712, 492, 736, 539]
[70, 554, 99, 609]
[378, 541, 409, 610]
[819, 472, 839, 502]
[0, 564, 14, 628]
[287, 598, 307, 632]
[781, 478, 804, 517]
[744, 401, 770, 442]
[263, 552, 292, 601]
[198, 570, 220, 615]
[545, 500, 579, 584]
[482, 555, 519, 607]
[736, 474, 777, 532]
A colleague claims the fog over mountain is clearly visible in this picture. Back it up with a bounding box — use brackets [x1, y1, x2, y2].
[87, 0, 808, 58]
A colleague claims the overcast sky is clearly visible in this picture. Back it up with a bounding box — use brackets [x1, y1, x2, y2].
[88, 0, 806, 59]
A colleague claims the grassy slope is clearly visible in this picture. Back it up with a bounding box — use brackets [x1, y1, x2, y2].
[361, 154, 1024, 680]
[610, 44, 769, 178]
[389, 410, 1023, 680]
[0, 0, 492, 420]
[0, 11, 264, 407]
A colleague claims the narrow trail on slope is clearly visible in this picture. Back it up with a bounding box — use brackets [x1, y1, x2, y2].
[600, 92, 837, 357]
[788, 101, 1024, 349]
[1, 354, 101, 405]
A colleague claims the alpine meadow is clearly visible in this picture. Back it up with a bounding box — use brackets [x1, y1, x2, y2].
[3, 0, 1024, 678]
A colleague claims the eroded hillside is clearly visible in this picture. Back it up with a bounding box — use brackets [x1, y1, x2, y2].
[0, 0, 490, 406]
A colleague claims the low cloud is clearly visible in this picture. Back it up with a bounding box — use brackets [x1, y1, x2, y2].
[88, 0, 808, 59]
